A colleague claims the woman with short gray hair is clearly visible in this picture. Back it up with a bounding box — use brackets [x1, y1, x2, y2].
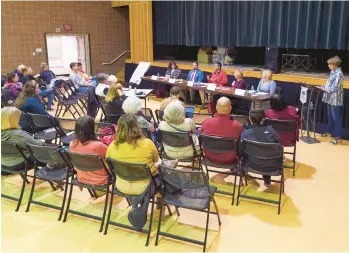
[159, 100, 199, 159]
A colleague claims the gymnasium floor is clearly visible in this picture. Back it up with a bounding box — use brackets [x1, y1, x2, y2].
[2, 96, 349, 252]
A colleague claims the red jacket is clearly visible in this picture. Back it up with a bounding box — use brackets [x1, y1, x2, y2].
[265, 106, 301, 146]
[200, 113, 243, 165]
[207, 70, 228, 86]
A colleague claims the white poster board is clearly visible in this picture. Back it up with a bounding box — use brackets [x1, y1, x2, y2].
[129, 62, 151, 85]
[300, 87, 308, 104]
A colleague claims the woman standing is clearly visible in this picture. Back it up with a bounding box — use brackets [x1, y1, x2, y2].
[321, 56, 344, 144]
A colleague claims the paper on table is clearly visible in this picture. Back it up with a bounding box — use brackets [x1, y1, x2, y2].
[234, 89, 246, 96]
[207, 83, 216, 91]
[169, 78, 176, 84]
[187, 81, 194, 87]
[255, 92, 269, 95]
[151, 75, 158, 80]
[129, 62, 151, 85]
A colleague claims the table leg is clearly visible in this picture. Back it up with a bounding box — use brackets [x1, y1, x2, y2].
[144, 97, 147, 109]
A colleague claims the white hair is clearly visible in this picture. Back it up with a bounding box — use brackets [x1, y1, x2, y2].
[107, 75, 118, 84]
[262, 69, 272, 79]
[122, 95, 142, 114]
[163, 100, 185, 124]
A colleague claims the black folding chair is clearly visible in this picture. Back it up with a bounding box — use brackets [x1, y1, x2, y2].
[236, 140, 285, 214]
[52, 86, 82, 119]
[155, 109, 164, 124]
[104, 158, 171, 246]
[158, 130, 200, 169]
[63, 80, 88, 111]
[189, 112, 214, 127]
[1, 88, 14, 107]
[60, 150, 113, 232]
[230, 114, 250, 126]
[155, 165, 221, 252]
[1, 142, 31, 211]
[101, 102, 124, 124]
[141, 108, 157, 127]
[199, 135, 240, 205]
[265, 118, 298, 176]
[25, 113, 64, 144]
[25, 143, 70, 221]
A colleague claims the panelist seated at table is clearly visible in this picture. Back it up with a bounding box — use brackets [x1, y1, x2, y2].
[256, 69, 277, 95]
[165, 61, 182, 79]
[187, 61, 206, 105]
[206, 62, 228, 87]
[231, 69, 247, 89]
[265, 94, 301, 146]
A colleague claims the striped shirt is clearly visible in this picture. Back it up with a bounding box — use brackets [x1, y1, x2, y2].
[322, 68, 344, 106]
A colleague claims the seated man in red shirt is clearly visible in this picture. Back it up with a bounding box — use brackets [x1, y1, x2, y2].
[201, 96, 243, 167]
[265, 94, 301, 146]
[206, 62, 228, 113]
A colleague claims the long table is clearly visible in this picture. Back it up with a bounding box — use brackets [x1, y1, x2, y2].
[123, 88, 153, 109]
[141, 76, 270, 108]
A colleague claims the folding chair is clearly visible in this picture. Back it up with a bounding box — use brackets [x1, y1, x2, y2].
[52, 86, 82, 119]
[230, 114, 250, 126]
[1, 88, 14, 107]
[236, 140, 285, 214]
[141, 108, 157, 126]
[265, 118, 298, 176]
[101, 102, 124, 124]
[60, 150, 112, 232]
[155, 109, 164, 124]
[25, 113, 64, 144]
[104, 158, 171, 246]
[158, 130, 200, 169]
[25, 143, 70, 221]
[189, 112, 214, 127]
[199, 135, 240, 205]
[1, 142, 31, 211]
[155, 165, 221, 252]
[63, 80, 88, 111]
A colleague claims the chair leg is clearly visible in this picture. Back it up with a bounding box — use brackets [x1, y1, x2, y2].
[165, 204, 172, 216]
[19, 173, 30, 184]
[63, 180, 74, 223]
[48, 180, 57, 191]
[205, 165, 210, 179]
[126, 197, 131, 206]
[212, 197, 221, 225]
[155, 202, 164, 246]
[236, 172, 243, 206]
[99, 186, 109, 233]
[146, 198, 156, 246]
[87, 189, 94, 198]
[293, 144, 296, 176]
[278, 173, 284, 215]
[175, 207, 180, 216]
[16, 169, 28, 212]
[25, 174, 37, 212]
[104, 187, 115, 235]
[203, 202, 211, 252]
[231, 174, 237, 205]
[58, 177, 70, 221]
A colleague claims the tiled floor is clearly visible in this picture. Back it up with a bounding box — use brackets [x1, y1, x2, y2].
[2, 96, 349, 252]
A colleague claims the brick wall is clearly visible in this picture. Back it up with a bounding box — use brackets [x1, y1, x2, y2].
[1, 1, 130, 75]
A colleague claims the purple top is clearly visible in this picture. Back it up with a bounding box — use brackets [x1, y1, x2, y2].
[231, 79, 246, 89]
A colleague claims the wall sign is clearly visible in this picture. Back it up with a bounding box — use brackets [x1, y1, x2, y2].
[64, 24, 72, 31]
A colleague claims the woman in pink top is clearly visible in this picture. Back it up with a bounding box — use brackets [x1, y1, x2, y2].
[69, 116, 109, 185]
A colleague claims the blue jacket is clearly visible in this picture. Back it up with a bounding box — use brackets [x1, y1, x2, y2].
[187, 69, 205, 83]
[19, 97, 50, 130]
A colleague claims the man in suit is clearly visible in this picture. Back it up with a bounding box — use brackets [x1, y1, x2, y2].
[187, 61, 205, 105]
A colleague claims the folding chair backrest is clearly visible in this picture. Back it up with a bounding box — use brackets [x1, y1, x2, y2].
[241, 140, 283, 173]
[64, 150, 107, 172]
[1, 141, 26, 161]
[55, 117, 77, 132]
[106, 157, 150, 182]
[27, 113, 55, 129]
[141, 108, 156, 123]
[264, 118, 297, 134]
[158, 165, 207, 190]
[230, 115, 249, 126]
[158, 130, 193, 148]
[26, 143, 64, 166]
[52, 86, 68, 100]
[1, 89, 14, 106]
[199, 134, 237, 154]
[155, 109, 164, 123]
[102, 102, 123, 124]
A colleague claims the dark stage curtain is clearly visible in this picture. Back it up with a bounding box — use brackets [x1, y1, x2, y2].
[154, 1, 349, 49]
[125, 63, 349, 139]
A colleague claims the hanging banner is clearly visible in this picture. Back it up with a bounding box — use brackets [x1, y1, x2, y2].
[300, 87, 308, 104]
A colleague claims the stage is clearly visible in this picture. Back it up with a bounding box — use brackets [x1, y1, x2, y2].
[124, 59, 349, 139]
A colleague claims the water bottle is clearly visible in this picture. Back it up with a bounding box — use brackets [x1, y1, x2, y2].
[251, 85, 255, 91]
[157, 72, 160, 78]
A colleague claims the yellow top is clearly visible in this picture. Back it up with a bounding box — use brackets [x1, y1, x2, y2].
[106, 137, 159, 195]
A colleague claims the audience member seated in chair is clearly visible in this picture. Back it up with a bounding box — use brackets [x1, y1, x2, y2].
[39, 62, 56, 84]
[105, 83, 126, 114]
[1, 107, 63, 171]
[77, 62, 92, 81]
[160, 86, 186, 111]
[69, 116, 109, 186]
[69, 62, 90, 93]
[13, 64, 27, 84]
[265, 94, 301, 146]
[15, 80, 50, 132]
[122, 96, 155, 133]
[240, 109, 282, 187]
[95, 73, 110, 97]
[24, 67, 54, 110]
[4, 72, 23, 101]
[159, 100, 199, 159]
[106, 114, 160, 195]
[201, 97, 243, 165]
[98, 75, 119, 97]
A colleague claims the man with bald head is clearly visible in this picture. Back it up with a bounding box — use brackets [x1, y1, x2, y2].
[200, 96, 243, 165]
